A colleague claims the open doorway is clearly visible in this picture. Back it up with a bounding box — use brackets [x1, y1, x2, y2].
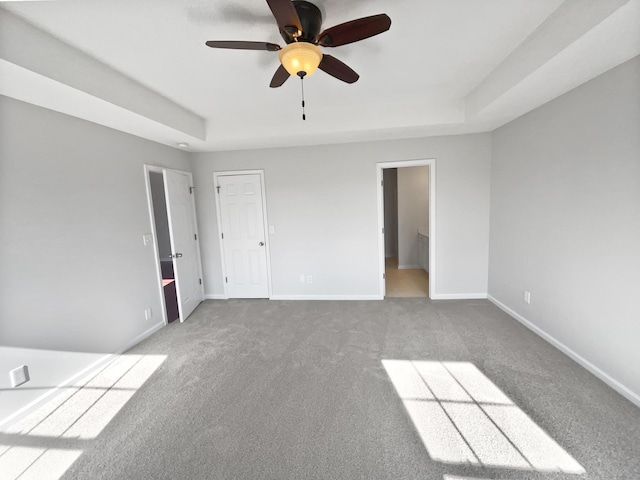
[145, 166, 205, 323]
[148, 171, 179, 323]
[377, 160, 435, 299]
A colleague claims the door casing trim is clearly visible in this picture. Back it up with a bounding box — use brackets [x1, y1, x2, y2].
[376, 159, 436, 299]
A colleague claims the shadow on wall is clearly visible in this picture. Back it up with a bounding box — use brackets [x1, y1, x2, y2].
[382, 360, 585, 476]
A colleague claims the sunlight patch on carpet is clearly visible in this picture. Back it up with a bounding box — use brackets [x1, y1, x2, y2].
[0, 354, 166, 480]
[382, 360, 585, 475]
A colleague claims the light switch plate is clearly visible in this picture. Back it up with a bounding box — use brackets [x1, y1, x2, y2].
[10, 365, 30, 388]
[143, 234, 153, 246]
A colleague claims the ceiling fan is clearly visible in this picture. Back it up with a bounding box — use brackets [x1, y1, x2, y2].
[205, 0, 391, 88]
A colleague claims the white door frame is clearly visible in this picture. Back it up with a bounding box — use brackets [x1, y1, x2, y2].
[376, 159, 436, 299]
[144, 164, 205, 323]
[213, 169, 273, 299]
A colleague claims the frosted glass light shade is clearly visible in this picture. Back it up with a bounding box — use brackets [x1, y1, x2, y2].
[278, 42, 322, 77]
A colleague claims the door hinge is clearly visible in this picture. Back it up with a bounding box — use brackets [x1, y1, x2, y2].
[189, 186, 195, 194]
[381, 180, 384, 187]
[194, 233, 197, 240]
[225, 277, 228, 283]
[216, 185, 221, 194]
[383, 273, 386, 279]
[221, 232, 224, 239]
[382, 227, 384, 234]
[199, 278, 202, 285]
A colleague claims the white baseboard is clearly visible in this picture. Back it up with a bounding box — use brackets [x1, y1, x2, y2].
[270, 295, 383, 301]
[211, 293, 487, 301]
[0, 321, 165, 430]
[488, 294, 640, 408]
[118, 321, 165, 353]
[206, 294, 383, 301]
[431, 293, 488, 300]
[205, 294, 228, 300]
[397, 264, 421, 270]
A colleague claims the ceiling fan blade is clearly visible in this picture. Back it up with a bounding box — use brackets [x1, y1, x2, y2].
[205, 40, 281, 51]
[270, 64, 290, 88]
[266, 0, 302, 33]
[318, 55, 359, 84]
[317, 14, 391, 47]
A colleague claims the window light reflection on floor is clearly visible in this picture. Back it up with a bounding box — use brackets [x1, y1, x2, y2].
[382, 360, 585, 475]
[0, 354, 166, 480]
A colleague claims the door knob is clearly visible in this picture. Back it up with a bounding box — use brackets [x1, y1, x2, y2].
[259, 242, 265, 246]
[172, 253, 183, 258]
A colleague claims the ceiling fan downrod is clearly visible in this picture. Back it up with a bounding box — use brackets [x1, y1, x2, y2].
[298, 71, 307, 121]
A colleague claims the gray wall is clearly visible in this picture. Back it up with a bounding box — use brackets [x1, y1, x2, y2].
[488, 56, 640, 400]
[0, 96, 191, 424]
[397, 166, 429, 268]
[192, 134, 491, 298]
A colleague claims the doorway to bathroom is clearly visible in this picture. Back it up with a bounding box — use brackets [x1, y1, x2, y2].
[377, 160, 435, 298]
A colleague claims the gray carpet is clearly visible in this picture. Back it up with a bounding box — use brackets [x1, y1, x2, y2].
[7, 299, 640, 479]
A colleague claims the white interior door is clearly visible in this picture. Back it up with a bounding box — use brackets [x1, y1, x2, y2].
[217, 174, 269, 298]
[164, 170, 204, 321]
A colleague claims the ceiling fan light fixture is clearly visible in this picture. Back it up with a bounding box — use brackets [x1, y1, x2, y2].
[278, 42, 322, 77]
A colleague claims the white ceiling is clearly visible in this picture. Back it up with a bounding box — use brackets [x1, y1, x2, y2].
[1, 0, 638, 152]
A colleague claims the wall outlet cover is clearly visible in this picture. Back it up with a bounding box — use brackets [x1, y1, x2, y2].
[10, 365, 30, 388]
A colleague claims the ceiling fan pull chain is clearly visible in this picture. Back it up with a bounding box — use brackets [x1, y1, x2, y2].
[298, 71, 307, 121]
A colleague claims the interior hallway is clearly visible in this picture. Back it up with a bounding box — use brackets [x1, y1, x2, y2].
[385, 256, 429, 298]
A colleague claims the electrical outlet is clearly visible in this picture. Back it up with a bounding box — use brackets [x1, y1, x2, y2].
[269, 226, 275, 234]
[145, 308, 152, 320]
[10, 365, 30, 388]
[299, 274, 305, 283]
[523, 291, 531, 304]
[306, 275, 313, 284]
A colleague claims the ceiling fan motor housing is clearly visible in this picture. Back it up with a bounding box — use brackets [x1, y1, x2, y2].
[280, 1, 323, 44]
